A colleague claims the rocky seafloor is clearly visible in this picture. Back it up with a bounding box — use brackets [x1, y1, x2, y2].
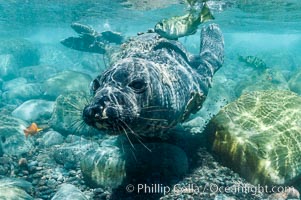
[1, 36, 301, 200]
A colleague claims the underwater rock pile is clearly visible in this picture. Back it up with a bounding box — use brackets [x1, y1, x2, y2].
[206, 90, 301, 186]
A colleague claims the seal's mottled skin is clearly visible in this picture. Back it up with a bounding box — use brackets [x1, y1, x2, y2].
[83, 24, 224, 138]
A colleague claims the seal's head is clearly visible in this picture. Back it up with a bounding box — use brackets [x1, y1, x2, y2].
[83, 57, 178, 137]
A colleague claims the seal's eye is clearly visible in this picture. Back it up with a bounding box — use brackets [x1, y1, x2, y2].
[90, 79, 100, 95]
[128, 79, 147, 93]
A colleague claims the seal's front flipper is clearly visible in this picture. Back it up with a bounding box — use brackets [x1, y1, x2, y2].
[197, 24, 224, 85]
[60, 37, 106, 54]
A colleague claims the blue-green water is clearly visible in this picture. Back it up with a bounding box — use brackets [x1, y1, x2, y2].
[0, 1, 301, 200]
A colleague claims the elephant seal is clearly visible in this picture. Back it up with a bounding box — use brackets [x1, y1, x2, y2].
[65, 24, 224, 138]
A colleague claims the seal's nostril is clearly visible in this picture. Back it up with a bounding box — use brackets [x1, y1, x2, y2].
[83, 106, 93, 126]
[83, 104, 106, 126]
[106, 107, 119, 119]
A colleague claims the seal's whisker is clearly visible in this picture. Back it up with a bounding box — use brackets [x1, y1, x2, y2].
[119, 120, 152, 152]
[137, 116, 168, 122]
[70, 119, 85, 144]
[121, 137, 125, 154]
[64, 101, 82, 111]
[74, 121, 83, 135]
[143, 109, 170, 112]
[83, 95, 92, 105]
[141, 106, 167, 109]
[135, 136, 151, 152]
[103, 53, 108, 68]
[75, 120, 86, 135]
[69, 119, 83, 132]
[130, 147, 138, 162]
[120, 123, 135, 150]
[115, 124, 126, 154]
[64, 109, 82, 115]
[119, 119, 143, 140]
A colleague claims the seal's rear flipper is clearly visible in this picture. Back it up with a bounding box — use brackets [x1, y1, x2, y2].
[197, 24, 224, 85]
[101, 31, 124, 44]
[60, 37, 106, 54]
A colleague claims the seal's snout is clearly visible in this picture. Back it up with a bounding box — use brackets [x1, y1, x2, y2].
[82, 101, 120, 128]
[82, 105, 99, 126]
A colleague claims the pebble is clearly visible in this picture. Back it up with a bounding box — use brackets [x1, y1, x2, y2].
[39, 179, 46, 186]
[22, 170, 29, 175]
[69, 170, 77, 176]
[47, 179, 56, 186]
[28, 161, 38, 167]
[94, 188, 104, 194]
[39, 186, 48, 191]
[28, 166, 37, 172]
[0, 166, 7, 175]
[33, 173, 43, 178]
[32, 179, 39, 185]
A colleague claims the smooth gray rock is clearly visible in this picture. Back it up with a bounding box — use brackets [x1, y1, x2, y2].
[2, 83, 42, 105]
[0, 115, 33, 155]
[81, 142, 188, 188]
[19, 65, 57, 83]
[12, 99, 54, 122]
[0, 54, 18, 80]
[0, 178, 33, 200]
[289, 71, 301, 95]
[207, 90, 301, 186]
[2, 77, 27, 91]
[51, 184, 88, 200]
[39, 130, 64, 147]
[0, 38, 40, 67]
[53, 138, 99, 170]
[43, 70, 91, 100]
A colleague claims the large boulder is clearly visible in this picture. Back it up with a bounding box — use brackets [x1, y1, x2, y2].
[49, 91, 98, 136]
[43, 70, 91, 100]
[0, 115, 33, 156]
[0, 38, 40, 67]
[51, 184, 88, 200]
[0, 54, 18, 80]
[2, 83, 43, 105]
[2, 77, 27, 91]
[207, 90, 301, 186]
[289, 71, 301, 95]
[81, 142, 188, 189]
[235, 69, 289, 97]
[0, 178, 33, 200]
[12, 99, 54, 122]
[19, 65, 57, 83]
